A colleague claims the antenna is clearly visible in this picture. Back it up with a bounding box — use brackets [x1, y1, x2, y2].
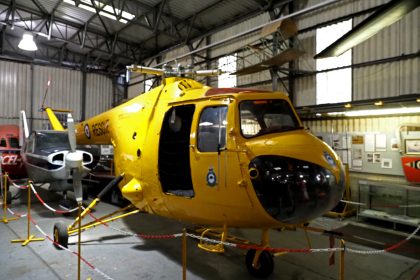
[41, 79, 51, 110]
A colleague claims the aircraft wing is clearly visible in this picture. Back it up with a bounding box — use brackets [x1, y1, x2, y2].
[260, 18, 298, 39]
[233, 49, 304, 76]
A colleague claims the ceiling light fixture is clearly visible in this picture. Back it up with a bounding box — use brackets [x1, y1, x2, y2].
[18, 32, 38, 51]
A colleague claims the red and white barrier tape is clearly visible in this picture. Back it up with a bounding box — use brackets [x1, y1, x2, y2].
[27, 215, 115, 280]
[7, 207, 27, 217]
[6, 176, 28, 190]
[84, 208, 420, 256]
[29, 184, 78, 214]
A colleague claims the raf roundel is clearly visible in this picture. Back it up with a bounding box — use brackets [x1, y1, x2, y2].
[206, 168, 217, 187]
[84, 123, 91, 139]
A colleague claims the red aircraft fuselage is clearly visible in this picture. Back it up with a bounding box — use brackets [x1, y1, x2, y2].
[0, 125, 26, 179]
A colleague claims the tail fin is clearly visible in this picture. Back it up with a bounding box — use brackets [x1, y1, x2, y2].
[19, 110, 29, 146]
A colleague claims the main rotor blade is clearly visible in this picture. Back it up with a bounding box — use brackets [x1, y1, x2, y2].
[67, 113, 76, 153]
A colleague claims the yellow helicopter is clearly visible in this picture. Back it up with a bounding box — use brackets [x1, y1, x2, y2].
[48, 64, 345, 278]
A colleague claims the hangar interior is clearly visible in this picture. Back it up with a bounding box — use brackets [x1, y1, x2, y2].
[0, 0, 419, 279]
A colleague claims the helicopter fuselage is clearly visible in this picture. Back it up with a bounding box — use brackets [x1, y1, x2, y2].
[75, 77, 345, 228]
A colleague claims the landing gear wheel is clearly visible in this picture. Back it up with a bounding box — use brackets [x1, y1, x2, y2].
[245, 249, 274, 278]
[6, 190, 12, 205]
[53, 222, 69, 249]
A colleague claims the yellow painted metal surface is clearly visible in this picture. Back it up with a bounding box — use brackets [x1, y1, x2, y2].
[67, 77, 345, 228]
[45, 108, 65, 131]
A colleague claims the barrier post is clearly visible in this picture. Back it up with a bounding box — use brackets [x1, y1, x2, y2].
[1, 173, 19, 224]
[339, 239, 345, 280]
[77, 202, 82, 280]
[182, 228, 187, 280]
[11, 181, 44, 246]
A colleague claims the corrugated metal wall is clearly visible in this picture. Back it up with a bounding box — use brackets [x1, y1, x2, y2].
[303, 115, 420, 134]
[0, 61, 31, 125]
[0, 61, 113, 130]
[85, 74, 113, 119]
[32, 65, 82, 130]
[210, 13, 269, 58]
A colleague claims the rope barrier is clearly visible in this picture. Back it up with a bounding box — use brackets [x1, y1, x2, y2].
[7, 207, 27, 218]
[29, 183, 78, 214]
[4, 174, 419, 279]
[6, 176, 28, 190]
[82, 209, 420, 256]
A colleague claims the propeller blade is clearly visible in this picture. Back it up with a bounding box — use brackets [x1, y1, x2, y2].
[72, 168, 83, 203]
[67, 113, 76, 153]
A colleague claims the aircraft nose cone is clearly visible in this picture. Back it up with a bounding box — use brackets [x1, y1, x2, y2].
[249, 155, 345, 224]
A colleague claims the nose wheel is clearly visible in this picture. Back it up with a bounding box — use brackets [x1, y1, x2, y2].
[245, 249, 274, 278]
[53, 222, 69, 249]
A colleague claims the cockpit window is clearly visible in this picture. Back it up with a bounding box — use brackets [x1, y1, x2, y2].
[240, 100, 301, 138]
[9, 137, 19, 148]
[0, 138, 6, 147]
[34, 132, 71, 153]
[197, 106, 227, 152]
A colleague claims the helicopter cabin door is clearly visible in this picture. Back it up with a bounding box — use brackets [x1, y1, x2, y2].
[192, 105, 227, 195]
[158, 105, 195, 197]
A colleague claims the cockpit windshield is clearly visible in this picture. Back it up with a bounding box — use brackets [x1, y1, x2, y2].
[239, 100, 302, 138]
[34, 131, 71, 153]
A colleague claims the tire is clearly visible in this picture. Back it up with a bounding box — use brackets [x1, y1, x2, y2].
[53, 222, 69, 249]
[245, 249, 274, 278]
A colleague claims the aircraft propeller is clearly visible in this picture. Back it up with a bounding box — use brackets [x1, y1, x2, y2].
[65, 114, 84, 203]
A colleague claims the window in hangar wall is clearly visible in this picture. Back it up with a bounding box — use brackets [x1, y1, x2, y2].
[316, 19, 352, 105]
[218, 54, 237, 88]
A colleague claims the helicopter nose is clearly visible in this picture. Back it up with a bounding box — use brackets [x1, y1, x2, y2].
[249, 155, 345, 224]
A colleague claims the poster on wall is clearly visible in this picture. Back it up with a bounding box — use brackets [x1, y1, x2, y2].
[352, 148, 363, 169]
[391, 138, 399, 151]
[365, 134, 375, 152]
[375, 134, 387, 152]
[381, 158, 392, 169]
[405, 139, 420, 154]
[352, 135, 364, 145]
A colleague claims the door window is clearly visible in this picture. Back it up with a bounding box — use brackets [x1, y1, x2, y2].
[197, 106, 227, 152]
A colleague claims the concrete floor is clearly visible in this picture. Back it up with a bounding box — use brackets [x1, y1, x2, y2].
[1, 188, 419, 280]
